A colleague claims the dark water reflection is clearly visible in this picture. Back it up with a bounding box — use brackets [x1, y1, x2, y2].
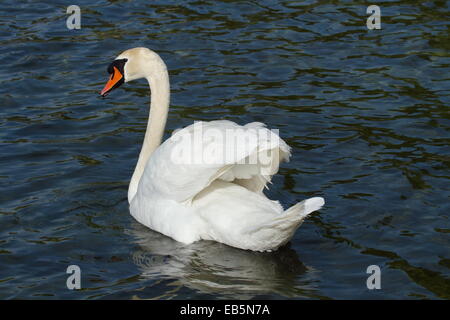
[0, 0, 449, 299]
[128, 223, 323, 299]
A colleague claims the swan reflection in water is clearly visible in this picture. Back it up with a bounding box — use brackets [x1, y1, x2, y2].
[127, 222, 322, 299]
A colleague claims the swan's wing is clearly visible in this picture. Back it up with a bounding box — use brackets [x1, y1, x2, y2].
[139, 120, 291, 203]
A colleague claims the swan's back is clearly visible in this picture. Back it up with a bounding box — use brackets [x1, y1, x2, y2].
[136, 120, 290, 204]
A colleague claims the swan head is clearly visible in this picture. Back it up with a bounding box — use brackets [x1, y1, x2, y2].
[100, 47, 166, 97]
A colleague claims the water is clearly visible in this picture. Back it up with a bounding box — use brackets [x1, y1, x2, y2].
[0, 0, 449, 300]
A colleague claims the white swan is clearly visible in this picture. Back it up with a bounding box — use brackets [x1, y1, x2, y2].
[100, 47, 324, 252]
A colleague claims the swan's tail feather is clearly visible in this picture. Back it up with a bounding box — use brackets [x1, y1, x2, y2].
[284, 196, 325, 219]
[247, 197, 325, 233]
[243, 197, 325, 251]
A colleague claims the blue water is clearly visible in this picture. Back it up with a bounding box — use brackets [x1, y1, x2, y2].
[0, 0, 449, 299]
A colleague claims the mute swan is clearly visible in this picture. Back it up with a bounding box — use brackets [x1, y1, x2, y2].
[100, 47, 324, 252]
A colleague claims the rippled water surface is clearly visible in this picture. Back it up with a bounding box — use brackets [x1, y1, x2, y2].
[0, 0, 449, 299]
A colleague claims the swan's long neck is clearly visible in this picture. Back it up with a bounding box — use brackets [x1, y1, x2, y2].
[128, 60, 170, 203]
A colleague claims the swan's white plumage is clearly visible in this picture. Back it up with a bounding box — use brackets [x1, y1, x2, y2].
[130, 120, 323, 251]
[134, 120, 290, 204]
[105, 47, 325, 252]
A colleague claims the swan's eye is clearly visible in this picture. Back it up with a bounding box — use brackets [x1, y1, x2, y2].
[107, 58, 128, 75]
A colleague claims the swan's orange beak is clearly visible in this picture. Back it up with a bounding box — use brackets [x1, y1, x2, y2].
[100, 66, 124, 97]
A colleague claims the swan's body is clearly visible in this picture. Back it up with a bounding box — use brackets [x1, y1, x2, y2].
[101, 47, 325, 252]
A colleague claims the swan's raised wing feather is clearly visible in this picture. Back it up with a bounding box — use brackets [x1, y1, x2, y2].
[138, 120, 291, 203]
